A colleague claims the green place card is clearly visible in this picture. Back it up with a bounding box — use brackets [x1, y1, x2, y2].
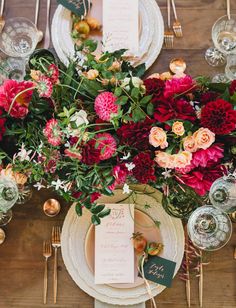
[57, 0, 90, 16]
[141, 256, 176, 288]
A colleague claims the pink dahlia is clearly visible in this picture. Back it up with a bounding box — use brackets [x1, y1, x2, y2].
[96, 133, 117, 160]
[43, 119, 62, 146]
[191, 144, 224, 168]
[48, 64, 59, 84]
[37, 75, 53, 98]
[164, 75, 196, 98]
[0, 80, 34, 118]
[94, 92, 119, 121]
[179, 165, 225, 196]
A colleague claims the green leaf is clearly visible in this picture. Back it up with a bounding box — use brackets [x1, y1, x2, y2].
[140, 95, 152, 106]
[147, 102, 154, 116]
[131, 87, 140, 99]
[114, 87, 122, 97]
[91, 214, 101, 225]
[115, 96, 129, 105]
[91, 204, 106, 214]
[98, 208, 111, 218]
[132, 107, 146, 122]
[75, 203, 83, 216]
[132, 63, 146, 77]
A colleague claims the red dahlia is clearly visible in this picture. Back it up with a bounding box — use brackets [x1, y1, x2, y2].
[229, 80, 236, 96]
[117, 119, 153, 151]
[200, 99, 236, 135]
[132, 152, 156, 184]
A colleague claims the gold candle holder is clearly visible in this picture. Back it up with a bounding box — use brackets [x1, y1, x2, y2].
[43, 199, 61, 217]
[0, 228, 5, 244]
[169, 58, 186, 77]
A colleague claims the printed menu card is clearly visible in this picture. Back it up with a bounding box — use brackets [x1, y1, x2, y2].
[103, 0, 139, 55]
[95, 203, 134, 284]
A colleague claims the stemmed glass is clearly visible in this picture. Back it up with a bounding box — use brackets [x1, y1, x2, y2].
[187, 205, 232, 251]
[0, 176, 19, 226]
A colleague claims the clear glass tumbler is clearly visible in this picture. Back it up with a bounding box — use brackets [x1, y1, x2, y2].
[0, 17, 39, 58]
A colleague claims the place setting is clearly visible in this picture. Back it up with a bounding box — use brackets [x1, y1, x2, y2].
[0, 0, 236, 307]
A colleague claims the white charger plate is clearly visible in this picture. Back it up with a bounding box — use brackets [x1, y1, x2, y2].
[51, 1, 163, 69]
[61, 186, 184, 305]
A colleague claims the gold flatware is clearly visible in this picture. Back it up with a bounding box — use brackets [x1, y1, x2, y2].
[0, 0, 5, 34]
[185, 229, 191, 308]
[199, 250, 203, 308]
[43, 240, 52, 305]
[171, 0, 183, 37]
[164, 0, 174, 48]
[234, 247, 236, 259]
[44, 0, 51, 49]
[35, 0, 43, 42]
[52, 226, 61, 304]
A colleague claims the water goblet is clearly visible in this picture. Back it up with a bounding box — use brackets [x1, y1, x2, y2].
[0, 17, 39, 58]
[0, 176, 19, 226]
[0, 56, 26, 84]
[187, 205, 232, 251]
[209, 174, 236, 213]
[205, 46, 227, 67]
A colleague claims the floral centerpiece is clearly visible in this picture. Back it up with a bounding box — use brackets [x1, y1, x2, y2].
[0, 41, 235, 224]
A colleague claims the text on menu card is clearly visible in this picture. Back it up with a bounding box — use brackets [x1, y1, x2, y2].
[95, 203, 134, 284]
[103, 0, 139, 55]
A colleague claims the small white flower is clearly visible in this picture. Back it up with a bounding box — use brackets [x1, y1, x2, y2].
[51, 179, 66, 191]
[14, 144, 32, 162]
[161, 169, 172, 179]
[121, 77, 144, 89]
[64, 141, 71, 148]
[121, 152, 131, 161]
[125, 162, 135, 171]
[70, 110, 89, 127]
[33, 182, 46, 191]
[123, 183, 132, 194]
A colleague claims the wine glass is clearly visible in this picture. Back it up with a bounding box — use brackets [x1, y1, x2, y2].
[205, 47, 227, 67]
[0, 17, 39, 58]
[187, 206, 232, 251]
[225, 54, 236, 80]
[0, 176, 19, 226]
[209, 174, 236, 213]
[0, 56, 26, 84]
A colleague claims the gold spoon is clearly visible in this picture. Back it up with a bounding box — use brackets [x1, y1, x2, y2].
[35, 0, 43, 42]
[0, 0, 5, 34]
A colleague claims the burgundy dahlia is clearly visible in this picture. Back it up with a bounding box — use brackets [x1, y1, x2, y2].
[154, 98, 196, 123]
[200, 99, 236, 135]
[117, 118, 153, 151]
[144, 78, 165, 99]
[132, 152, 156, 184]
[82, 139, 101, 165]
[200, 91, 219, 105]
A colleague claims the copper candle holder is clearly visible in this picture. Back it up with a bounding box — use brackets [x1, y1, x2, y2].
[43, 199, 61, 217]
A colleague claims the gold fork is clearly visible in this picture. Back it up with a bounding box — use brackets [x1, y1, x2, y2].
[43, 240, 52, 305]
[164, 0, 174, 48]
[0, 0, 5, 34]
[52, 226, 61, 304]
[171, 0, 183, 37]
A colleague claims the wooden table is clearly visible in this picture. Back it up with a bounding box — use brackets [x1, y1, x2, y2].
[0, 0, 236, 307]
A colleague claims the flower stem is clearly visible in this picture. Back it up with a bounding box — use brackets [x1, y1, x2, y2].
[8, 86, 36, 116]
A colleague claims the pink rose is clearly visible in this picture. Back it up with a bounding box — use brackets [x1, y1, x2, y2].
[149, 127, 168, 149]
[183, 135, 197, 153]
[193, 127, 215, 150]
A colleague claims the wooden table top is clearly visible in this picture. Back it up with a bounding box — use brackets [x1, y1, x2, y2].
[0, 1, 236, 307]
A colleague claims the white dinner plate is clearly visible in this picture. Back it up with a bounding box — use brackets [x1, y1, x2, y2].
[61, 185, 184, 305]
[51, 1, 164, 69]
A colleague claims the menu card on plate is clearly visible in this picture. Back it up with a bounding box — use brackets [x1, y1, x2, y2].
[95, 203, 134, 284]
[57, 0, 90, 16]
[103, 0, 139, 55]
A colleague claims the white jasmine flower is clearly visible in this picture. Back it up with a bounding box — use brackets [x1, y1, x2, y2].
[14, 144, 32, 162]
[121, 77, 144, 89]
[70, 110, 89, 127]
[121, 152, 131, 161]
[51, 179, 66, 191]
[64, 141, 71, 148]
[34, 182, 46, 190]
[123, 183, 132, 194]
[125, 162, 135, 171]
[161, 170, 172, 179]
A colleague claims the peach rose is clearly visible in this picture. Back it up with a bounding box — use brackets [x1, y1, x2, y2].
[173, 151, 192, 169]
[147, 73, 160, 79]
[183, 135, 197, 153]
[86, 69, 99, 80]
[154, 151, 174, 169]
[108, 60, 121, 72]
[193, 127, 215, 150]
[149, 127, 168, 149]
[172, 121, 185, 136]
